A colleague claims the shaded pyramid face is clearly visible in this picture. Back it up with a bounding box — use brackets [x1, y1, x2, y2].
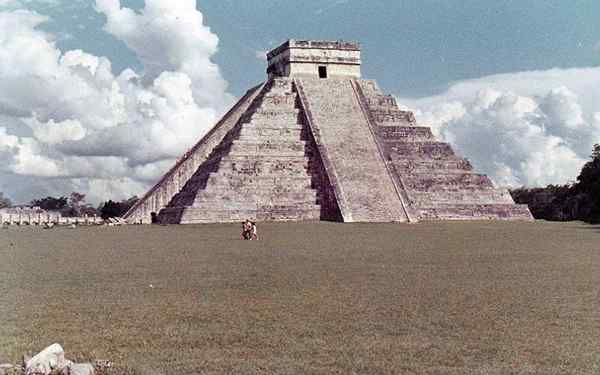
[156, 79, 335, 223]
[124, 40, 532, 224]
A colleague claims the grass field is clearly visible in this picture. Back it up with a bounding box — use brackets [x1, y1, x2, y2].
[1, 221, 599, 374]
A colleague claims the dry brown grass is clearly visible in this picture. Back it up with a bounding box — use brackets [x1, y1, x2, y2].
[1, 221, 599, 374]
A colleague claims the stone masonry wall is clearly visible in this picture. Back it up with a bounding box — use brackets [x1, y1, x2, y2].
[123, 83, 266, 223]
[157, 78, 329, 224]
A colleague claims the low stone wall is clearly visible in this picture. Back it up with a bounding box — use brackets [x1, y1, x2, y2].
[0, 214, 103, 226]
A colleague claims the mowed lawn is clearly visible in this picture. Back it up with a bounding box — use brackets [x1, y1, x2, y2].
[1, 221, 599, 374]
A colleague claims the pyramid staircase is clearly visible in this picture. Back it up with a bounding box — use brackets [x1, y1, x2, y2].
[354, 80, 532, 220]
[157, 79, 332, 224]
[294, 77, 410, 222]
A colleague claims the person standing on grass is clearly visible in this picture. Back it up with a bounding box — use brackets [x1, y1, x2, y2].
[241, 219, 252, 240]
[251, 221, 258, 240]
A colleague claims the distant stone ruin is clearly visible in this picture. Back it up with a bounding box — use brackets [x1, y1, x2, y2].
[124, 40, 532, 224]
[0, 207, 103, 226]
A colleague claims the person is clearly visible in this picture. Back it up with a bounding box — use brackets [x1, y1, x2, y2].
[241, 219, 252, 240]
[251, 221, 258, 240]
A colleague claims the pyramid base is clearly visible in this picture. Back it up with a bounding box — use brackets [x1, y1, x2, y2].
[158, 205, 322, 224]
[417, 203, 533, 221]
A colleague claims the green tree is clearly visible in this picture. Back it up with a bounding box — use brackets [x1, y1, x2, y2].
[98, 196, 139, 219]
[511, 144, 600, 223]
[30, 196, 68, 211]
[575, 144, 600, 223]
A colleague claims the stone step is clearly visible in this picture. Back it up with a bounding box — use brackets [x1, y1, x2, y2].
[252, 108, 300, 116]
[226, 149, 309, 159]
[245, 120, 303, 129]
[376, 126, 434, 141]
[417, 203, 533, 221]
[206, 173, 313, 187]
[254, 104, 297, 113]
[408, 190, 514, 205]
[193, 195, 317, 207]
[402, 173, 495, 191]
[240, 121, 301, 130]
[191, 198, 319, 209]
[391, 157, 472, 172]
[363, 95, 398, 108]
[193, 187, 318, 201]
[217, 159, 310, 175]
[235, 134, 304, 144]
[198, 183, 316, 200]
[389, 142, 456, 159]
[164, 206, 322, 224]
[259, 94, 297, 107]
[241, 110, 300, 124]
[229, 140, 308, 155]
[394, 167, 475, 176]
[201, 186, 315, 199]
[238, 127, 302, 139]
[369, 109, 416, 124]
[220, 154, 308, 162]
[191, 200, 319, 210]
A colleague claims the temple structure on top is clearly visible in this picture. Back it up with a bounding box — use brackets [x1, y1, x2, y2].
[267, 40, 362, 78]
[124, 40, 532, 224]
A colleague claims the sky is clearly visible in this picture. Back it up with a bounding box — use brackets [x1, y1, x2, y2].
[0, 0, 599, 204]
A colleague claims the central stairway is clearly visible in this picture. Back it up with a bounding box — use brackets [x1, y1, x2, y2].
[295, 78, 410, 222]
[157, 79, 323, 223]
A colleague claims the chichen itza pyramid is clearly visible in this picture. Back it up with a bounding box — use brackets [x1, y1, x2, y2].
[124, 40, 533, 224]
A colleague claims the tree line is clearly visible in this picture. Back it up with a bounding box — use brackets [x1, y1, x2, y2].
[0, 191, 138, 220]
[510, 144, 600, 223]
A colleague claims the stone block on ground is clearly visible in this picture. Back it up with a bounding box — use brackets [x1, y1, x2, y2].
[25, 344, 71, 375]
[63, 363, 94, 375]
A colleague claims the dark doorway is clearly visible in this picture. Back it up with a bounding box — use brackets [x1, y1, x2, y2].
[318, 66, 328, 79]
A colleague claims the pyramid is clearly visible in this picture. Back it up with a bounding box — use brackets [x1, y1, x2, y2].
[124, 40, 532, 224]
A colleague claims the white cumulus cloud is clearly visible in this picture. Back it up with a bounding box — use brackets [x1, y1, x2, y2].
[398, 68, 600, 188]
[0, 1, 234, 204]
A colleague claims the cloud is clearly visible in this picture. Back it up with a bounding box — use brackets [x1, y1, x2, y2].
[0, 1, 233, 204]
[397, 68, 600, 188]
[0, 0, 61, 9]
[95, 0, 232, 110]
[255, 50, 267, 61]
[0, 0, 19, 7]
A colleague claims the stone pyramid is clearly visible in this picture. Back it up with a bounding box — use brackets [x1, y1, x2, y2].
[124, 40, 532, 224]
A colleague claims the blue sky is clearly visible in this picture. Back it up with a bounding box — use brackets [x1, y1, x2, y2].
[0, 0, 599, 203]
[39, 0, 600, 97]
